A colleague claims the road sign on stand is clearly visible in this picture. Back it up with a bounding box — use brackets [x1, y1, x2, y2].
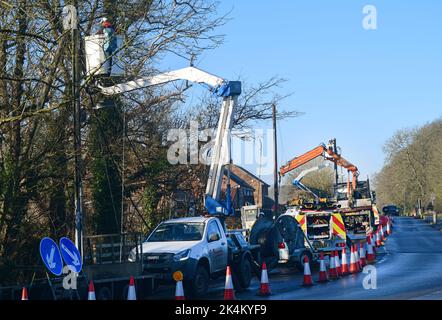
[39, 238, 63, 276]
[59, 237, 82, 273]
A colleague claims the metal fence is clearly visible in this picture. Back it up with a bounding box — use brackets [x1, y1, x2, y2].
[84, 233, 144, 265]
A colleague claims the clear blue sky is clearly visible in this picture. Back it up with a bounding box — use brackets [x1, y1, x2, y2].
[164, 1, 442, 184]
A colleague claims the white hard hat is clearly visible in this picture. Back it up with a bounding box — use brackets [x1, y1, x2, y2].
[101, 17, 108, 23]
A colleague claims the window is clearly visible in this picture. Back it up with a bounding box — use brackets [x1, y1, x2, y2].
[147, 222, 205, 242]
[206, 220, 222, 241]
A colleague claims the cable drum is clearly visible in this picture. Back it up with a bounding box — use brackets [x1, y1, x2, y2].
[249, 217, 282, 271]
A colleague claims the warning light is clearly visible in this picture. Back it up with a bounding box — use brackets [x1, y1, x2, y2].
[173, 271, 183, 282]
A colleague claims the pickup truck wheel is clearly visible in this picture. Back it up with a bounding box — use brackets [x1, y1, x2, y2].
[189, 265, 209, 299]
[97, 286, 112, 300]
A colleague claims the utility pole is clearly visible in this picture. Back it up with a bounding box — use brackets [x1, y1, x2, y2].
[332, 138, 339, 185]
[64, 4, 83, 257]
[272, 104, 279, 218]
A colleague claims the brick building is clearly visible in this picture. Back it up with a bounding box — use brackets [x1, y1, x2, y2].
[221, 164, 274, 216]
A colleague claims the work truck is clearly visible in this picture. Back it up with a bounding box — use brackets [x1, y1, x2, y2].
[278, 140, 380, 247]
[111, 49, 262, 298]
[123, 55, 263, 298]
[335, 179, 380, 243]
[130, 216, 260, 298]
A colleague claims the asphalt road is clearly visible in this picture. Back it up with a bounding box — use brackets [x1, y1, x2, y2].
[153, 217, 442, 300]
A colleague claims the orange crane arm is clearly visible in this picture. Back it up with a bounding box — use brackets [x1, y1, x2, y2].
[279, 145, 326, 177]
[279, 140, 359, 188]
[324, 148, 358, 173]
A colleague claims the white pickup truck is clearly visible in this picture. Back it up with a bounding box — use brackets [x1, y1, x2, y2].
[129, 216, 260, 298]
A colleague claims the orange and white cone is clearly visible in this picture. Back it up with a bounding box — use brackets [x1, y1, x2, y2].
[21, 287, 28, 300]
[353, 244, 361, 270]
[381, 225, 386, 241]
[224, 266, 235, 300]
[341, 247, 349, 276]
[366, 236, 376, 264]
[318, 252, 329, 283]
[349, 245, 359, 274]
[328, 251, 338, 280]
[334, 250, 342, 277]
[302, 256, 313, 286]
[359, 243, 367, 267]
[127, 276, 137, 300]
[88, 280, 96, 300]
[258, 262, 271, 296]
[386, 222, 392, 235]
[375, 230, 382, 247]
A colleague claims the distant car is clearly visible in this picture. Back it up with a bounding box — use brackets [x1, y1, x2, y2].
[382, 205, 400, 216]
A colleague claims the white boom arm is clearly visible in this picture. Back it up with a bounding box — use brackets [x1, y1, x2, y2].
[293, 164, 328, 183]
[99, 66, 241, 216]
[204, 95, 237, 211]
[99, 67, 226, 96]
[293, 164, 329, 200]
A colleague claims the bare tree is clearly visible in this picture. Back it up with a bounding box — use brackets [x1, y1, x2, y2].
[375, 118, 442, 214]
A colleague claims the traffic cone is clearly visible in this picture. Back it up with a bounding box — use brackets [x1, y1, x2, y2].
[328, 251, 338, 280]
[366, 236, 376, 264]
[359, 243, 367, 267]
[386, 222, 392, 235]
[318, 252, 329, 283]
[175, 280, 185, 300]
[341, 247, 349, 276]
[353, 244, 361, 270]
[302, 256, 313, 286]
[375, 230, 382, 247]
[334, 250, 342, 277]
[88, 280, 96, 300]
[381, 225, 386, 241]
[127, 276, 137, 300]
[258, 262, 271, 296]
[349, 245, 359, 274]
[21, 287, 28, 300]
[224, 266, 235, 300]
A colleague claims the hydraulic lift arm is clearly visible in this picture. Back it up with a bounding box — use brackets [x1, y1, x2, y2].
[292, 164, 329, 201]
[100, 66, 241, 216]
[99, 67, 231, 96]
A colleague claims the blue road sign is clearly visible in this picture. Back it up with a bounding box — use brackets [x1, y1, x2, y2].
[39, 238, 63, 276]
[59, 237, 82, 273]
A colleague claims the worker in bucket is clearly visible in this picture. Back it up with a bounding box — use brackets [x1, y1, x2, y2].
[97, 17, 118, 76]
